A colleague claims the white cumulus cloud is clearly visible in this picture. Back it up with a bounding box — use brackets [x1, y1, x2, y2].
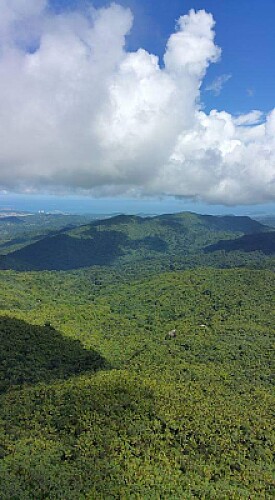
[0, 1, 274, 205]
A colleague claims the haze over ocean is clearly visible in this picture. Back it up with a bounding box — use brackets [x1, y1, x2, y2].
[1, 194, 275, 216]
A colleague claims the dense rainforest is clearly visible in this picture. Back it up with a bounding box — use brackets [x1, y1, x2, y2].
[0, 211, 271, 271]
[0, 212, 274, 498]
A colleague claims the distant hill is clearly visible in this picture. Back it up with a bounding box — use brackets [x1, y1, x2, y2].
[0, 212, 269, 271]
[0, 216, 23, 224]
[0, 213, 97, 255]
[253, 215, 275, 228]
[205, 231, 275, 255]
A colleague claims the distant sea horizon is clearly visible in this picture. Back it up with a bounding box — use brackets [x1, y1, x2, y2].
[1, 194, 275, 217]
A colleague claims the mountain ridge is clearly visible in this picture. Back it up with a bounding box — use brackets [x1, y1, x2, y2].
[205, 231, 275, 255]
[0, 211, 271, 271]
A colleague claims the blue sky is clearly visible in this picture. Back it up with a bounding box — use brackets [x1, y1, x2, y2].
[137, 0, 274, 115]
[50, 0, 275, 114]
[0, 0, 275, 215]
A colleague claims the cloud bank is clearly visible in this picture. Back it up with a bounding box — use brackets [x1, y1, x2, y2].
[0, 1, 274, 205]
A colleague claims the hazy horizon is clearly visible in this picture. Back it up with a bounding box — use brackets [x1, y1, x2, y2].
[1, 194, 275, 217]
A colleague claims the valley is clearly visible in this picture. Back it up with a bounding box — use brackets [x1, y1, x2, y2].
[0, 212, 274, 498]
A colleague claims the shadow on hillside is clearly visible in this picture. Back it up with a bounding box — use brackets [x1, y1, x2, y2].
[0, 230, 168, 271]
[204, 231, 275, 255]
[0, 236, 29, 249]
[0, 316, 108, 393]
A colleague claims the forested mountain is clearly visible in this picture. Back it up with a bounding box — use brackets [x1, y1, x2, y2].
[206, 231, 275, 255]
[0, 213, 100, 255]
[0, 211, 274, 498]
[254, 215, 275, 228]
[0, 212, 270, 271]
[0, 215, 23, 224]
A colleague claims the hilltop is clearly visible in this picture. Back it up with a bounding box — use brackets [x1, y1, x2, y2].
[0, 212, 270, 271]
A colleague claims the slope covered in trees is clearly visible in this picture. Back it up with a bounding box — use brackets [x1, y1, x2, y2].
[0, 212, 270, 270]
[0, 265, 274, 498]
[0, 213, 98, 255]
[206, 231, 275, 255]
[0, 316, 107, 393]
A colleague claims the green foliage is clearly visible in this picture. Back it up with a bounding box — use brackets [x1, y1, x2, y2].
[0, 212, 271, 271]
[0, 265, 274, 498]
[0, 213, 94, 255]
[206, 231, 275, 255]
[0, 317, 107, 393]
[0, 211, 274, 497]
